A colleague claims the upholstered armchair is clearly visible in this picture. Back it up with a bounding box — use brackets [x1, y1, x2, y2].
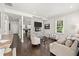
[31, 34, 40, 45]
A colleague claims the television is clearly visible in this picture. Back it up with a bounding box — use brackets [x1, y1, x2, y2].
[34, 22, 42, 27]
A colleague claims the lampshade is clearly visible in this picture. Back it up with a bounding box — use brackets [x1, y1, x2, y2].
[27, 25, 31, 29]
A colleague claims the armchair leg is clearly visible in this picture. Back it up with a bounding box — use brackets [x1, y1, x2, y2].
[50, 52, 56, 56]
[32, 44, 40, 47]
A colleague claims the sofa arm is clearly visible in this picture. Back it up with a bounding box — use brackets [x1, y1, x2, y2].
[49, 42, 76, 56]
[71, 40, 78, 50]
[70, 40, 78, 55]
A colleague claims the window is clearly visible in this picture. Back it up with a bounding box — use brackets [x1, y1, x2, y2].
[57, 20, 63, 33]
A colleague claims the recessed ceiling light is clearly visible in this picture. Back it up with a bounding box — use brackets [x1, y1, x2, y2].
[70, 6, 73, 8]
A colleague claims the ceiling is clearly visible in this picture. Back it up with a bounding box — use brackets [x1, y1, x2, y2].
[4, 3, 79, 17]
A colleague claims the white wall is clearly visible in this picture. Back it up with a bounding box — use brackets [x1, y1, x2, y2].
[0, 12, 1, 34]
[43, 18, 55, 37]
[44, 11, 79, 39]
[23, 16, 31, 28]
[0, 4, 33, 39]
[31, 17, 44, 38]
[25, 11, 79, 39]
[1, 13, 9, 35]
[64, 11, 79, 35]
[0, 4, 79, 39]
[10, 21, 19, 34]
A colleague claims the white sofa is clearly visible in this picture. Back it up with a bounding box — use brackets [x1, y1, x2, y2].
[49, 40, 78, 56]
[31, 34, 40, 45]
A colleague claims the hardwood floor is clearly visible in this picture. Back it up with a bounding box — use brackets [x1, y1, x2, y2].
[11, 34, 79, 56]
[12, 34, 56, 56]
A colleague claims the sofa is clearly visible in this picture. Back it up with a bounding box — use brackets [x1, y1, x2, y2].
[49, 39, 78, 56]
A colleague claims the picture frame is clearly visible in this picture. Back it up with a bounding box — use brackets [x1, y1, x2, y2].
[44, 24, 50, 29]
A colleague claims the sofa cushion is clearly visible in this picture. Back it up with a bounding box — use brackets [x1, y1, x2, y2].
[65, 39, 73, 47]
[75, 34, 79, 38]
[57, 38, 66, 44]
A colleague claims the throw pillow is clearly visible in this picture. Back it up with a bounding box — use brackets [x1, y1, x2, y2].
[65, 39, 73, 47]
[57, 38, 66, 44]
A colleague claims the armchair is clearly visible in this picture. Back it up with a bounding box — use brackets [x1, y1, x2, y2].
[31, 34, 40, 45]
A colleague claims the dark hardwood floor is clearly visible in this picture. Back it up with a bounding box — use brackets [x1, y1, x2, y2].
[12, 34, 56, 56]
[11, 34, 79, 56]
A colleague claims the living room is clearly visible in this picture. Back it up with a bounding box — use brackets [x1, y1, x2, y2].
[0, 3, 79, 56]
[22, 3, 79, 56]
